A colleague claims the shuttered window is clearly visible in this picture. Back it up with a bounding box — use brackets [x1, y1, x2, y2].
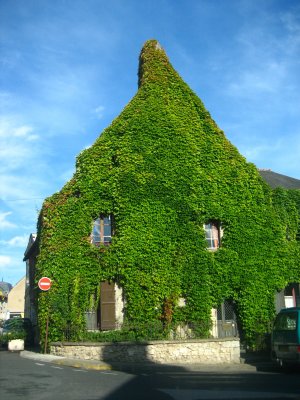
[100, 281, 116, 330]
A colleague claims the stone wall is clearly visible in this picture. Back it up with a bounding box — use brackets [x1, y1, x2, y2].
[51, 338, 240, 364]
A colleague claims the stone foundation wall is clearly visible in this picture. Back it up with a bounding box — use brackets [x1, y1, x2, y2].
[51, 338, 240, 364]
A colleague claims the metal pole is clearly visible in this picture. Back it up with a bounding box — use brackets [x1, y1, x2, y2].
[44, 314, 49, 354]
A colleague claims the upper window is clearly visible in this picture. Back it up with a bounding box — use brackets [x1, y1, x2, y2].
[92, 215, 113, 246]
[204, 221, 222, 250]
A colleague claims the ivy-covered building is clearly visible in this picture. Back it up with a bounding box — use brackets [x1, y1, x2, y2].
[31, 40, 300, 348]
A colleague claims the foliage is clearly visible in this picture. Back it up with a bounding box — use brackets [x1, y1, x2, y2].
[64, 321, 167, 342]
[1, 330, 26, 344]
[35, 40, 300, 349]
[62, 320, 209, 343]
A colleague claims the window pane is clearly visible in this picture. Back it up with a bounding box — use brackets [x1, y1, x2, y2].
[205, 231, 211, 239]
[204, 222, 219, 249]
[274, 312, 297, 331]
[206, 238, 213, 248]
[92, 219, 101, 243]
[104, 224, 111, 237]
[212, 225, 218, 239]
[103, 216, 111, 225]
[93, 224, 100, 237]
[205, 223, 212, 235]
[92, 215, 113, 246]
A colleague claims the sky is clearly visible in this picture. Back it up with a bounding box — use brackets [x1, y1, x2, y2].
[0, 0, 300, 286]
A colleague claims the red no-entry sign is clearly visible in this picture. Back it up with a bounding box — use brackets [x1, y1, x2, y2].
[38, 277, 52, 291]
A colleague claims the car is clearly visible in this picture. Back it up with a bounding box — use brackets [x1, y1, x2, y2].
[2, 317, 34, 345]
[271, 307, 300, 368]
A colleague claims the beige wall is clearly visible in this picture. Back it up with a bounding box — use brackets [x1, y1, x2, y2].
[0, 299, 8, 320]
[7, 277, 25, 317]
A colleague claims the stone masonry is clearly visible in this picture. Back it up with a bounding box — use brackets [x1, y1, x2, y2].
[51, 338, 240, 364]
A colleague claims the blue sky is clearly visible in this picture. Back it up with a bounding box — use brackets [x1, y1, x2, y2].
[1, 0, 300, 286]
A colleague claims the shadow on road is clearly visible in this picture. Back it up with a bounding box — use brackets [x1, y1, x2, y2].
[241, 350, 300, 374]
[98, 343, 180, 400]
[84, 345, 300, 400]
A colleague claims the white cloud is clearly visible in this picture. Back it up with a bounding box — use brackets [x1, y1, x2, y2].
[0, 175, 36, 201]
[0, 253, 26, 285]
[0, 255, 12, 268]
[13, 125, 39, 141]
[228, 61, 286, 97]
[0, 117, 38, 140]
[222, 4, 300, 103]
[94, 105, 105, 119]
[0, 116, 41, 174]
[14, 125, 33, 137]
[0, 212, 16, 229]
[1, 234, 29, 248]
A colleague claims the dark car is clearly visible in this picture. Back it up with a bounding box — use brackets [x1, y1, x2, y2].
[2, 317, 34, 345]
[271, 307, 300, 368]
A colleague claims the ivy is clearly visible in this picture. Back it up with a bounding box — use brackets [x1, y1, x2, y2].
[35, 40, 300, 349]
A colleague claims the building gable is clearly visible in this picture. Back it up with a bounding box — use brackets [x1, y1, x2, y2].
[34, 40, 300, 348]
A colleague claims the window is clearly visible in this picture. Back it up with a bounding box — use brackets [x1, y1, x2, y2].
[204, 221, 221, 250]
[91, 215, 113, 246]
[273, 312, 297, 331]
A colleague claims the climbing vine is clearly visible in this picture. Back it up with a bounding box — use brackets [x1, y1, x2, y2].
[35, 40, 300, 349]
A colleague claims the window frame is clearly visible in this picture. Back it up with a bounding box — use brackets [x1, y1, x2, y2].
[204, 220, 222, 250]
[91, 214, 113, 246]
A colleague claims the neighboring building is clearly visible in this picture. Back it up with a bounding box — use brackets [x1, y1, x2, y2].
[0, 280, 12, 320]
[7, 277, 25, 318]
[259, 169, 300, 190]
[23, 233, 40, 346]
[275, 283, 300, 313]
[258, 170, 300, 312]
[30, 40, 300, 348]
[24, 234, 38, 326]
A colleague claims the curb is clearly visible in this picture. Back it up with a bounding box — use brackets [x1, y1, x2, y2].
[20, 350, 271, 372]
[54, 358, 112, 371]
[20, 350, 65, 362]
[20, 350, 113, 371]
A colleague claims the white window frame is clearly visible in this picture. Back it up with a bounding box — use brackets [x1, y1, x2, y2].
[204, 221, 222, 250]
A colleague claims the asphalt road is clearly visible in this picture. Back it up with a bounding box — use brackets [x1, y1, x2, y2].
[1, 350, 300, 400]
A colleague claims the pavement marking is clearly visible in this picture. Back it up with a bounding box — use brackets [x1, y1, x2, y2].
[51, 366, 64, 370]
[72, 369, 88, 372]
[35, 363, 45, 366]
[159, 388, 298, 400]
[100, 371, 119, 375]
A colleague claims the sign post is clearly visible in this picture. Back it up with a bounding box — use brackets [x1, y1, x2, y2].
[38, 277, 52, 353]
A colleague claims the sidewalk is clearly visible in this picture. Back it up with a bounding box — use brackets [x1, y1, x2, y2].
[20, 350, 113, 371]
[20, 349, 272, 373]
